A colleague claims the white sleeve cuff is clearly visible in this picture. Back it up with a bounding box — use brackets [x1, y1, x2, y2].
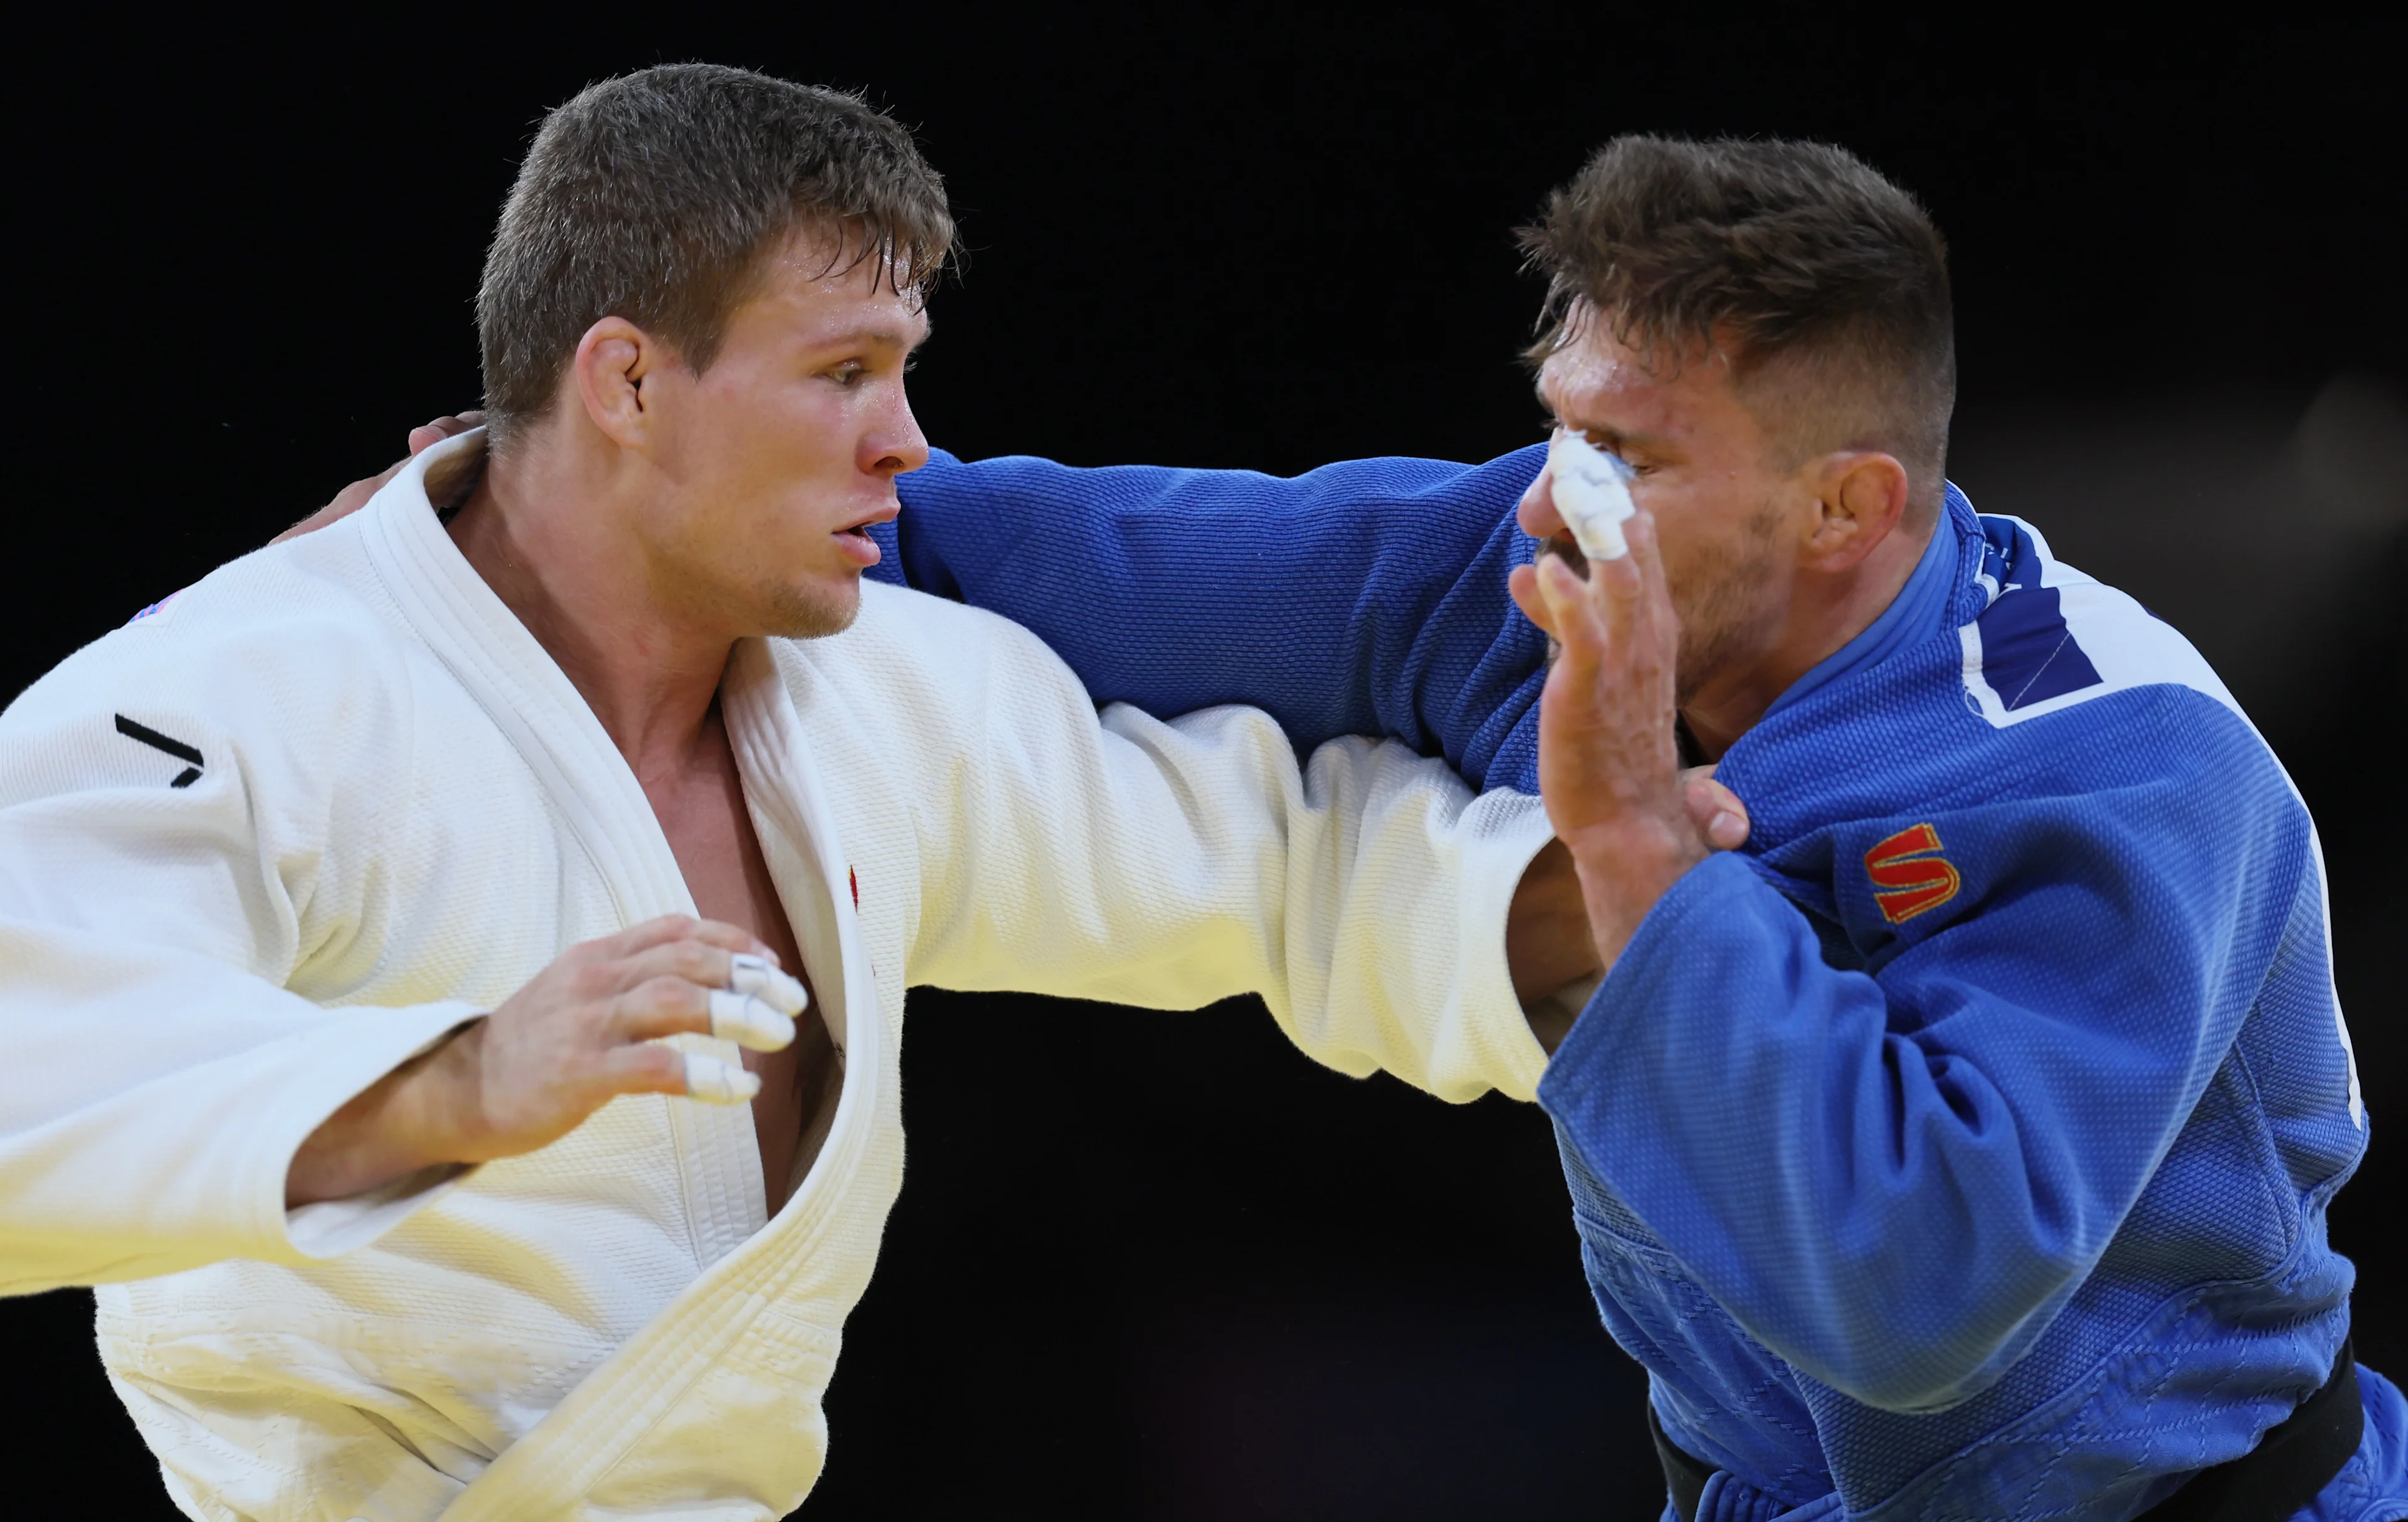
[251, 1003, 489, 1262]
[285, 1161, 473, 1257]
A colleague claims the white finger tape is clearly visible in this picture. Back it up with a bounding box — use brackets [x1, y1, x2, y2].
[1548, 428, 1637, 562]
[708, 988, 797, 1052]
[727, 953, 808, 1015]
[684, 1051, 763, 1105]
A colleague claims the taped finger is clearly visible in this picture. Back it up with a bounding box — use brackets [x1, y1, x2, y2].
[684, 1052, 763, 1105]
[727, 953, 808, 1015]
[708, 988, 796, 1052]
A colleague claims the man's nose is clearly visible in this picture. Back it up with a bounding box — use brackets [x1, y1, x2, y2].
[1518, 460, 1569, 541]
[863, 396, 930, 478]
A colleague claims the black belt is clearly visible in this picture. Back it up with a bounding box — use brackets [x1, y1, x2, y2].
[1650, 1337, 2360, 1522]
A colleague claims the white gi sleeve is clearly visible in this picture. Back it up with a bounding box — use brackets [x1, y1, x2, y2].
[893, 607, 1556, 1104]
[0, 608, 480, 1296]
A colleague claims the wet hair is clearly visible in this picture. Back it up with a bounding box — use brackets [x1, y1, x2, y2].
[1519, 135, 1955, 515]
[477, 63, 954, 447]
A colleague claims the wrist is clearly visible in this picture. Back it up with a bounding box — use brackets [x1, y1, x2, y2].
[1508, 839, 1603, 1005]
[1563, 818, 1703, 969]
[285, 1020, 484, 1208]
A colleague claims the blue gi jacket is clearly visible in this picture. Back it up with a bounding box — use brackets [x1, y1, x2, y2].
[869, 447, 2406, 1522]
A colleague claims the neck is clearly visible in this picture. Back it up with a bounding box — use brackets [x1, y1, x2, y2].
[1681, 511, 1939, 759]
[446, 433, 735, 781]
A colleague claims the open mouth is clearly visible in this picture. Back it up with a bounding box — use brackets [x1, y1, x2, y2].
[837, 501, 899, 539]
[832, 504, 896, 567]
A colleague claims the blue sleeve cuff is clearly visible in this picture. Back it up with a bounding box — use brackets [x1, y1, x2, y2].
[1538, 849, 1758, 1118]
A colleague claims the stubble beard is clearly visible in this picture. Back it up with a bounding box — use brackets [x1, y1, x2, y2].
[1669, 501, 1789, 710]
[758, 575, 863, 642]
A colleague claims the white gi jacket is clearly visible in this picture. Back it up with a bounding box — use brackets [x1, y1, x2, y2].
[0, 433, 1554, 1520]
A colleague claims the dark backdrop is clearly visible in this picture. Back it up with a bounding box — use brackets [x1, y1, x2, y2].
[5, 10, 2401, 1519]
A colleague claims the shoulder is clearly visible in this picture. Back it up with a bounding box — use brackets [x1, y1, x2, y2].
[1916, 515, 2306, 854]
[2, 525, 421, 800]
[780, 580, 1087, 712]
[764, 584, 1111, 907]
[1958, 514, 2249, 734]
[27, 521, 403, 685]
[766, 581, 1097, 778]
[1810, 508, 2283, 793]
[1740, 512, 2305, 867]
[1946, 514, 2300, 813]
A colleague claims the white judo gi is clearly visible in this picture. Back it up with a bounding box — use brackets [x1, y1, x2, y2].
[0, 433, 1555, 1520]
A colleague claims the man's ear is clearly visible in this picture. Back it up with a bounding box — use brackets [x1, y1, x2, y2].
[1803, 451, 1911, 571]
[571, 317, 664, 449]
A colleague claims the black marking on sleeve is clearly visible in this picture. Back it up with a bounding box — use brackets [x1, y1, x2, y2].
[114, 714, 206, 786]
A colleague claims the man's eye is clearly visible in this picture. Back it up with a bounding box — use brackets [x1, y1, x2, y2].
[829, 362, 866, 386]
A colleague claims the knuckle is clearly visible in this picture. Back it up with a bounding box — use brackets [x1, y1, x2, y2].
[631, 914, 685, 944]
[642, 975, 701, 1014]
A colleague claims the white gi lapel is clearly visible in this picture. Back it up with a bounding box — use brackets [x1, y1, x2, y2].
[351, 431, 770, 1262]
[432, 644, 894, 1522]
[722, 637, 890, 1221]
[353, 438, 895, 1519]
[357, 432, 685, 926]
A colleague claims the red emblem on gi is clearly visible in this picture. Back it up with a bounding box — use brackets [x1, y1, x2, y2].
[1864, 822, 1961, 924]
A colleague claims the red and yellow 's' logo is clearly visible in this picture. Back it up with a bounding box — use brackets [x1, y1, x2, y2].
[1864, 823, 1961, 924]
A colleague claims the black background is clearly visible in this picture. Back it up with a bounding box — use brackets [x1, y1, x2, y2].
[4, 9, 2402, 1519]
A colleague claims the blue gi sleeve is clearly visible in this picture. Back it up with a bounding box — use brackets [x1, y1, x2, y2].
[865, 447, 1552, 793]
[1535, 709, 2318, 1414]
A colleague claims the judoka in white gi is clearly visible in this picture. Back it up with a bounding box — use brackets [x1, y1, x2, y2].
[0, 67, 1599, 1519]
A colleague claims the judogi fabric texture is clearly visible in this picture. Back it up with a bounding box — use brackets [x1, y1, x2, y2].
[885, 452, 2405, 1521]
[0, 433, 1553, 1521]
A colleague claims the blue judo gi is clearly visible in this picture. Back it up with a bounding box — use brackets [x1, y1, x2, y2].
[867, 445, 2407, 1522]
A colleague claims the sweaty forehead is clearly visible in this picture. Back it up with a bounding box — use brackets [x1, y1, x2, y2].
[1538, 330, 1732, 448]
[746, 248, 932, 346]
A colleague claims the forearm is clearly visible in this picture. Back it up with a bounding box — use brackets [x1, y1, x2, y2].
[1506, 839, 1602, 1043]
[884, 447, 1551, 785]
[284, 1021, 482, 1206]
[899, 615, 1557, 1101]
[1270, 743, 1558, 1102]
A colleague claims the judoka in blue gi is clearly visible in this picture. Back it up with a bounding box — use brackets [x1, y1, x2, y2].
[869, 138, 2405, 1521]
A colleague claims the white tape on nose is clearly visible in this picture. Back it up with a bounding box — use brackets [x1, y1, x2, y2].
[727, 953, 808, 1015]
[708, 988, 797, 1051]
[684, 1052, 763, 1105]
[1548, 428, 1637, 562]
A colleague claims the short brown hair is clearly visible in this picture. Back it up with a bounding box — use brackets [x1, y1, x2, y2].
[1519, 136, 1955, 513]
[478, 64, 954, 445]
